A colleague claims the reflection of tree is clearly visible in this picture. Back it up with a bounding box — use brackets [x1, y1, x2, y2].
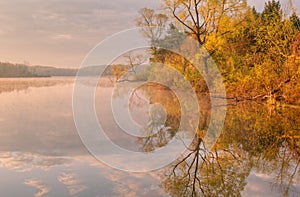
[111, 68, 300, 196]
[133, 84, 181, 152]
[0, 78, 73, 94]
[222, 103, 300, 196]
[137, 120, 171, 152]
[270, 142, 300, 196]
[161, 134, 252, 197]
[161, 103, 300, 196]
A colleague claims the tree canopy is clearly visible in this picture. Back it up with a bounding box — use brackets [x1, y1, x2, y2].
[134, 0, 300, 105]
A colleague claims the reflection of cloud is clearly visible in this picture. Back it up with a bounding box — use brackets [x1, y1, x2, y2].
[1, 153, 166, 196]
[0, 151, 72, 172]
[97, 166, 165, 197]
[58, 173, 87, 195]
[242, 172, 290, 197]
[24, 179, 50, 197]
[72, 155, 165, 196]
[108, 172, 165, 197]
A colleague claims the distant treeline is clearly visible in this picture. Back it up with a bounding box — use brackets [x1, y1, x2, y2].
[0, 62, 113, 77]
[0, 62, 40, 77]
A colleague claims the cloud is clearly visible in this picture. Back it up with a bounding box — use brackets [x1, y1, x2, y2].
[51, 34, 74, 40]
[0, 0, 161, 67]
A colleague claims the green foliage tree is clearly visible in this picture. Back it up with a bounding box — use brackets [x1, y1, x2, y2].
[290, 12, 300, 30]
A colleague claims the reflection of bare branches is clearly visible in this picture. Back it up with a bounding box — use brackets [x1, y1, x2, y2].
[160, 101, 300, 197]
[128, 83, 182, 152]
[138, 126, 171, 152]
[130, 88, 149, 109]
[267, 138, 300, 196]
[162, 137, 250, 197]
[138, 104, 172, 152]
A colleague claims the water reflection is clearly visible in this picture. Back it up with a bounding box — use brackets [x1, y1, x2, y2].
[0, 78, 74, 94]
[24, 178, 50, 197]
[0, 78, 299, 196]
[0, 151, 72, 172]
[58, 173, 87, 195]
[160, 102, 300, 197]
[0, 78, 166, 196]
[130, 84, 181, 152]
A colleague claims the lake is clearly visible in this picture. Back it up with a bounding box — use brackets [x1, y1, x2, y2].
[0, 77, 299, 196]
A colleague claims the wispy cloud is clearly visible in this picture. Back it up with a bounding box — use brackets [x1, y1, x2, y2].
[0, 0, 160, 67]
[51, 34, 74, 40]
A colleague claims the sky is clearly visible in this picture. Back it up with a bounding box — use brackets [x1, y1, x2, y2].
[0, 0, 299, 68]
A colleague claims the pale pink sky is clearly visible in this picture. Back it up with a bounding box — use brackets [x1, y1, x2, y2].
[0, 0, 298, 68]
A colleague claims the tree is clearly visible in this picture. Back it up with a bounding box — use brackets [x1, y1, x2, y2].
[163, 0, 246, 47]
[289, 12, 300, 31]
[261, 0, 282, 22]
[162, 0, 247, 74]
[212, 1, 300, 104]
[136, 8, 168, 44]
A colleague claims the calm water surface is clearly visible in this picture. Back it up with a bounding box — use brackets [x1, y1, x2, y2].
[0, 78, 299, 196]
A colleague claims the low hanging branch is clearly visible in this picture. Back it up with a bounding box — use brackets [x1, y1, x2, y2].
[238, 74, 296, 102]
